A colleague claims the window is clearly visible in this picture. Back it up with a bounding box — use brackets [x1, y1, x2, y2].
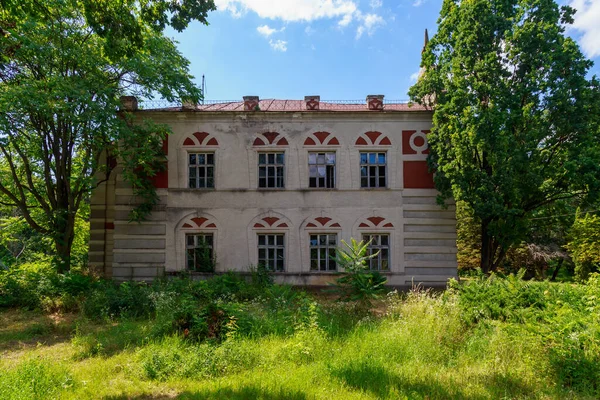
[189, 153, 214, 188]
[308, 152, 336, 188]
[258, 153, 285, 188]
[360, 152, 387, 188]
[186, 233, 214, 272]
[362, 234, 390, 271]
[310, 234, 337, 271]
[258, 234, 285, 271]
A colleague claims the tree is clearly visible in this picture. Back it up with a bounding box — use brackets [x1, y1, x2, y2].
[0, 0, 216, 272]
[409, 0, 600, 273]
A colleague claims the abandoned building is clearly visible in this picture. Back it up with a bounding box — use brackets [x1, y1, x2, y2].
[88, 95, 458, 287]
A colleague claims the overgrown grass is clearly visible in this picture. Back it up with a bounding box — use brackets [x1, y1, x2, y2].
[1, 268, 599, 399]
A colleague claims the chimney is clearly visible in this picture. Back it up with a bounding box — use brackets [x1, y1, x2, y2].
[243, 96, 260, 111]
[182, 99, 197, 110]
[119, 96, 138, 111]
[367, 95, 384, 111]
[305, 95, 320, 110]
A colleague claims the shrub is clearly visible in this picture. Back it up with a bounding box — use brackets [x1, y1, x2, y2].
[328, 238, 387, 308]
[566, 210, 600, 281]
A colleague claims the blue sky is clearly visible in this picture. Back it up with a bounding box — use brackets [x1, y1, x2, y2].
[166, 0, 600, 101]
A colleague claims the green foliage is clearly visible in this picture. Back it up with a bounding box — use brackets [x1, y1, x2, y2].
[566, 210, 600, 281]
[329, 238, 387, 307]
[410, 0, 600, 272]
[0, 358, 74, 400]
[0, 0, 212, 271]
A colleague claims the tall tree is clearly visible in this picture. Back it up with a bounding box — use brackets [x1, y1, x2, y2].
[0, 0, 216, 272]
[409, 0, 600, 273]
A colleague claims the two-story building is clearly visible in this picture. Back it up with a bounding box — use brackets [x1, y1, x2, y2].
[88, 95, 457, 287]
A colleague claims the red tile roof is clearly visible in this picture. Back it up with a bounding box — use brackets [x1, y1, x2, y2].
[140, 99, 430, 112]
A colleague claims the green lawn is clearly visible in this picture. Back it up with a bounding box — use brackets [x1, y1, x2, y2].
[1, 278, 598, 400]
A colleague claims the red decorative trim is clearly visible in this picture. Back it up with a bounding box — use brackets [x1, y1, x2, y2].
[162, 136, 169, 155]
[277, 138, 289, 146]
[383, 223, 394, 228]
[183, 138, 194, 146]
[331, 223, 341, 228]
[278, 223, 289, 228]
[403, 161, 435, 188]
[314, 132, 330, 144]
[192, 217, 208, 227]
[380, 137, 392, 146]
[105, 222, 115, 230]
[206, 137, 219, 146]
[151, 169, 169, 189]
[263, 132, 279, 144]
[253, 137, 265, 146]
[263, 217, 279, 226]
[306, 99, 319, 110]
[328, 137, 340, 145]
[356, 137, 368, 146]
[365, 131, 382, 144]
[359, 223, 369, 227]
[193, 132, 209, 143]
[304, 137, 316, 146]
[402, 130, 417, 155]
[306, 223, 317, 227]
[368, 216, 385, 226]
[206, 223, 217, 228]
[315, 217, 331, 226]
[183, 223, 192, 228]
[254, 223, 265, 228]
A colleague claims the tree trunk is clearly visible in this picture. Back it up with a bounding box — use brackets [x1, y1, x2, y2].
[54, 209, 76, 274]
[480, 218, 493, 273]
[550, 258, 564, 281]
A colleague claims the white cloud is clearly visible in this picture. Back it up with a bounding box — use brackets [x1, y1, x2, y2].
[370, 0, 382, 8]
[305, 26, 316, 35]
[413, 0, 426, 6]
[215, 0, 357, 23]
[569, 0, 600, 58]
[410, 70, 420, 82]
[338, 13, 353, 27]
[269, 39, 288, 52]
[257, 24, 284, 37]
[356, 13, 385, 39]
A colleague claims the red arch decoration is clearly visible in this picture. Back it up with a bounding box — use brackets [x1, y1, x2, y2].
[182, 132, 219, 147]
[305, 216, 342, 229]
[303, 131, 340, 146]
[253, 132, 288, 146]
[355, 131, 392, 146]
[253, 216, 289, 229]
[358, 216, 394, 229]
[181, 216, 217, 229]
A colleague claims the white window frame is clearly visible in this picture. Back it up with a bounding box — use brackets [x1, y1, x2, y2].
[360, 151, 387, 188]
[258, 152, 285, 189]
[362, 233, 390, 271]
[188, 152, 215, 189]
[257, 233, 286, 271]
[308, 152, 336, 189]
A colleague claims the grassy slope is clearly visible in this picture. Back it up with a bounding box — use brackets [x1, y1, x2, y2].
[0, 288, 595, 400]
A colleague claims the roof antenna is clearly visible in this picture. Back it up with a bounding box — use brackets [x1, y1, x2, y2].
[201, 74, 206, 104]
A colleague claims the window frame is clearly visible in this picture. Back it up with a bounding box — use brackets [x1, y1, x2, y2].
[359, 151, 387, 188]
[257, 152, 285, 189]
[257, 233, 286, 272]
[188, 152, 215, 189]
[309, 233, 338, 272]
[185, 233, 215, 272]
[362, 233, 390, 272]
[308, 151, 336, 189]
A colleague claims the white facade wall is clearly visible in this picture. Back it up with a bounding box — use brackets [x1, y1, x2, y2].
[89, 109, 457, 287]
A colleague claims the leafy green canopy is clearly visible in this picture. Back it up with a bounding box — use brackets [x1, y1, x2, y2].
[410, 0, 600, 272]
[0, 0, 215, 272]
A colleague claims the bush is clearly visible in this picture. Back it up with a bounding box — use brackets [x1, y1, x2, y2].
[566, 210, 600, 281]
[328, 238, 387, 308]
